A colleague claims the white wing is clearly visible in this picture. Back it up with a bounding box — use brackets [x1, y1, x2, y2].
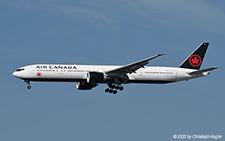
[105, 53, 165, 76]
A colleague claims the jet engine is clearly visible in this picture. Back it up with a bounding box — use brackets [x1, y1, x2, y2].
[87, 72, 107, 83]
[76, 82, 97, 90]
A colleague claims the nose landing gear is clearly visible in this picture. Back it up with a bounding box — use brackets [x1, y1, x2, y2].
[105, 84, 124, 94]
[27, 85, 31, 89]
[25, 80, 31, 89]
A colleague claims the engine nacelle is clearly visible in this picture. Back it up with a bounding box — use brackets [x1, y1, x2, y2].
[87, 72, 107, 83]
[76, 82, 97, 90]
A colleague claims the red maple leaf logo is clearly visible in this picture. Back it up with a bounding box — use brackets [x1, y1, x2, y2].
[189, 54, 202, 67]
[36, 72, 41, 76]
[191, 57, 199, 64]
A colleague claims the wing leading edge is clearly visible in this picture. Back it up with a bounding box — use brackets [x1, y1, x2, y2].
[105, 53, 166, 76]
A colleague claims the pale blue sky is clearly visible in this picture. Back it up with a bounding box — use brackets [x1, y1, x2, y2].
[0, 0, 224, 141]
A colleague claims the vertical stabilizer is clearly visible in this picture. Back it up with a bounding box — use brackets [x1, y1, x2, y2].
[179, 42, 209, 70]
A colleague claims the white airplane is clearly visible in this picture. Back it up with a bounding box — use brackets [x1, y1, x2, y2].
[13, 42, 218, 94]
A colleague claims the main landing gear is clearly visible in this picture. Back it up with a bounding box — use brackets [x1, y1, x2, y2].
[25, 80, 31, 89]
[105, 84, 124, 94]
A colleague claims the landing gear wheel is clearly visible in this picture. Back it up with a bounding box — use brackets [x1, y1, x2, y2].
[119, 86, 124, 91]
[105, 88, 109, 93]
[109, 89, 113, 93]
[27, 85, 31, 89]
[105, 83, 124, 94]
[113, 90, 117, 94]
[115, 86, 120, 89]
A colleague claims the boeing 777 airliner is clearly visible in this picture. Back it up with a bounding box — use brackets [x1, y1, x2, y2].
[13, 42, 218, 94]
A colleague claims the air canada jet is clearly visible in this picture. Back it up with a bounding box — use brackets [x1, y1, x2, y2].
[13, 42, 218, 94]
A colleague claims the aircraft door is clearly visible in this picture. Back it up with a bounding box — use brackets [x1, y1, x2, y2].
[139, 71, 143, 77]
[31, 68, 35, 74]
[60, 70, 64, 75]
[173, 70, 178, 81]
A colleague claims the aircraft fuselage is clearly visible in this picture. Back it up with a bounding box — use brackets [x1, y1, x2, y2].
[13, 64, 206, 83]
[12, 42, 218, 94]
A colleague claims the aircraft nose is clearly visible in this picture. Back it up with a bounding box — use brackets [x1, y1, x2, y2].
[12, 71, 19, 78]
[12, 71, 16, 76]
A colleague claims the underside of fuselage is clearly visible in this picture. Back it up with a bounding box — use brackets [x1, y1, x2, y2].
[21, 78, 175, 84]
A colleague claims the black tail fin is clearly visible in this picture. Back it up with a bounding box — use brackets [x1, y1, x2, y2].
[179, 42, 209, 70]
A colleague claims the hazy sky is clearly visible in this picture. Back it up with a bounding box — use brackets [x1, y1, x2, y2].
[0, 0, 224, 140]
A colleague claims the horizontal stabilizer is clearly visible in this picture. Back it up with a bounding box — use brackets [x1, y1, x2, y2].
[188, 67, 218, 75]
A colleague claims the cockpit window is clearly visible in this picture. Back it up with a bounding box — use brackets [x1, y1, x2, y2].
[16, 68, 25, 71]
